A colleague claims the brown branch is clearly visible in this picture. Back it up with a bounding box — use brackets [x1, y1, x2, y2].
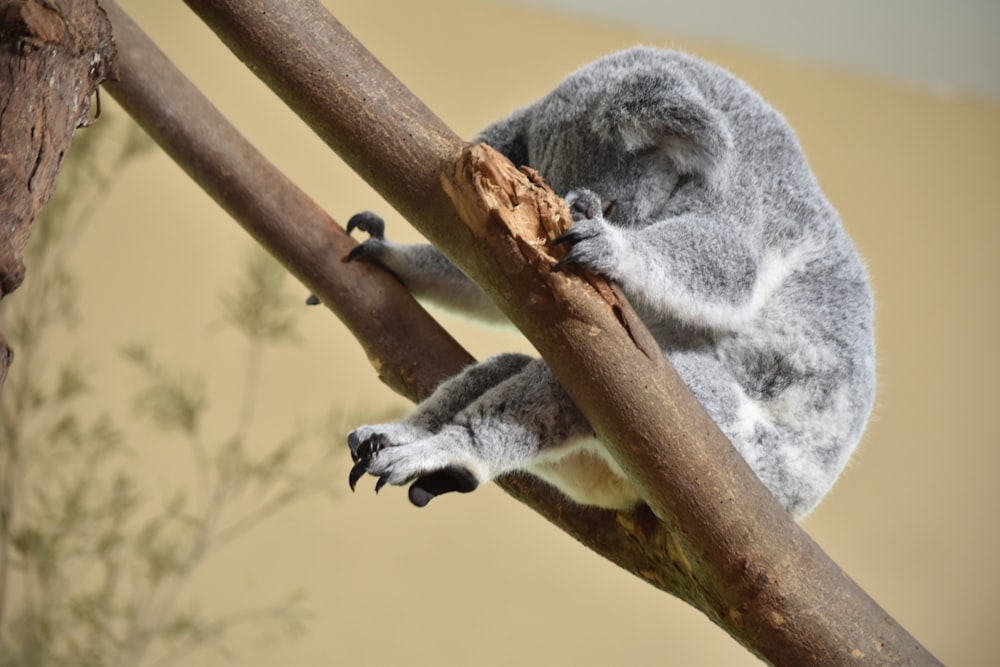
[0, 0, 116, 393]
[102, 1, 939, 665]
[97, 2, 467, 403]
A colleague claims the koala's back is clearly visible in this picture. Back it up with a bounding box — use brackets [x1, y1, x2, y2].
[670, 51, 876, 508]
[686, 52, 875, 484]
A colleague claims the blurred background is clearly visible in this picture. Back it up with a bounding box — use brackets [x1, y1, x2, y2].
[2, 0, 997, 665]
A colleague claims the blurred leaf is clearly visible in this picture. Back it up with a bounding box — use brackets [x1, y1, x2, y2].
[219, 247, 300, 343]
[54, 362, 90, 403]
[0, 109, 362, 667]
[128, 357, 207, 436]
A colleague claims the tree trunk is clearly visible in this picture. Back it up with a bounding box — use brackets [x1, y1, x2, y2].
[101, 1, 940, 664]
[0, 0, 116, 395]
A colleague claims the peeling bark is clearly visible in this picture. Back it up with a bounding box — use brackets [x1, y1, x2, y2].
[0, 0, 117, 394]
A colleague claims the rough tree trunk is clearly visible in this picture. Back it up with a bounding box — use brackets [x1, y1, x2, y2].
[0, 0, 116, 393]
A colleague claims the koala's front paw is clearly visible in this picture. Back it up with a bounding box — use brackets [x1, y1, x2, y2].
[347, 424, 481, 507]
[552, 190, 623, 275]
[345, 211, 388, 263]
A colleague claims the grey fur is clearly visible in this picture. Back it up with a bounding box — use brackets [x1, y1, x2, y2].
[347, 47, 875, 518]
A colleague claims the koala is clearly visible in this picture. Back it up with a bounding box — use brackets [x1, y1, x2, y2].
[343, 47, 875, 519]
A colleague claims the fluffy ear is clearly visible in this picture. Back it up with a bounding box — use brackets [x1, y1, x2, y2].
[475, 106, 531, 168]
[592, 63, 734, 178]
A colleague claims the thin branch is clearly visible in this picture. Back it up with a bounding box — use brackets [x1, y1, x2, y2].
[101, 1, 939, 665]
[98, 0, 470, 403]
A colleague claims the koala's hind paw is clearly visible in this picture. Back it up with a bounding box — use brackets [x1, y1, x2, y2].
[347, 425, 482, 507]
[345, 211, 387, 262]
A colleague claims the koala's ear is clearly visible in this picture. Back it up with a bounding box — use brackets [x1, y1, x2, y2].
[594, 66, 733, 179]
[475, 106, 531, 168]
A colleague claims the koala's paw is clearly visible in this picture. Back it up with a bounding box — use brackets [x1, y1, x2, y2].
[553, 190, 622, 274]
[345, 211, 388, 263]
[347, 424, 482, 507]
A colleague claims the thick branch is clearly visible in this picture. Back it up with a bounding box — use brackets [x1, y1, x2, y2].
[0, 0, 116, 393]
[104, 1, 938, 665]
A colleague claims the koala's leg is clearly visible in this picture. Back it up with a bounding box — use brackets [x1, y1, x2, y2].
[396, 353, 534, 435]
[348, 355, 593, 506]
[668, 350, 832, 518]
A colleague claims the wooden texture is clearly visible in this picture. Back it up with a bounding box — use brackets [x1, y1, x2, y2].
[0, 0, 116, 392]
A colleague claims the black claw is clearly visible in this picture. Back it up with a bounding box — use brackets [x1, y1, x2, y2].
[305, 293, 320, 306]
[347, 431, 362, 460]
[552, 229, 579, 246]
[357, 434, 387, 459]
[375, 475, 389, 494]
[552, 245, 584, 272]
[345, 244, 368, 263]
[348, 460, 368, 491]
[346, 211, 386, 239]
[554, 225, 598, 246]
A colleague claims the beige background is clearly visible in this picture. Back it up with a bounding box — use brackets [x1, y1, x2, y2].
[41, 0, 1000, 664]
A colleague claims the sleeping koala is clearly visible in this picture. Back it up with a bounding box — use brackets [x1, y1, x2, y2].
[343, 47, 875, 519]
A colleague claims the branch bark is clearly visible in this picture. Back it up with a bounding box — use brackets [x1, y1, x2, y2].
[102, 1, 939, 664]
[0, 0, 116, 394]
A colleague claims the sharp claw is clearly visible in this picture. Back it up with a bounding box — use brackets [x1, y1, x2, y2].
[305, 293, 320, 306]
[345, 244, 367, 263]
[346, 212, 365, 235]
[346, 211, 386, 239]
[553, 229, 574, 246]
[375, 475, 389, 493]
[359, 434, 386, 458]
[348, 460, 368, 491]
[552, 255, 571, 272]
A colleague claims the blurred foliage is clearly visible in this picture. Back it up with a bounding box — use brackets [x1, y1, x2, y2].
[0, 111, 348, 665]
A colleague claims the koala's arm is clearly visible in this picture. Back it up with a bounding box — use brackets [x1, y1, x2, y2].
[560, 190, 770, 333]
[345, 212, 506, 323]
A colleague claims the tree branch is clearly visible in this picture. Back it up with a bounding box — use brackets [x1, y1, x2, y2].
[97, 1, 467, 402]
[101, 1, 939, 664]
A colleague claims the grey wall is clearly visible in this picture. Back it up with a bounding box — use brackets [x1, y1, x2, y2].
[504, 0, 1000, 99]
